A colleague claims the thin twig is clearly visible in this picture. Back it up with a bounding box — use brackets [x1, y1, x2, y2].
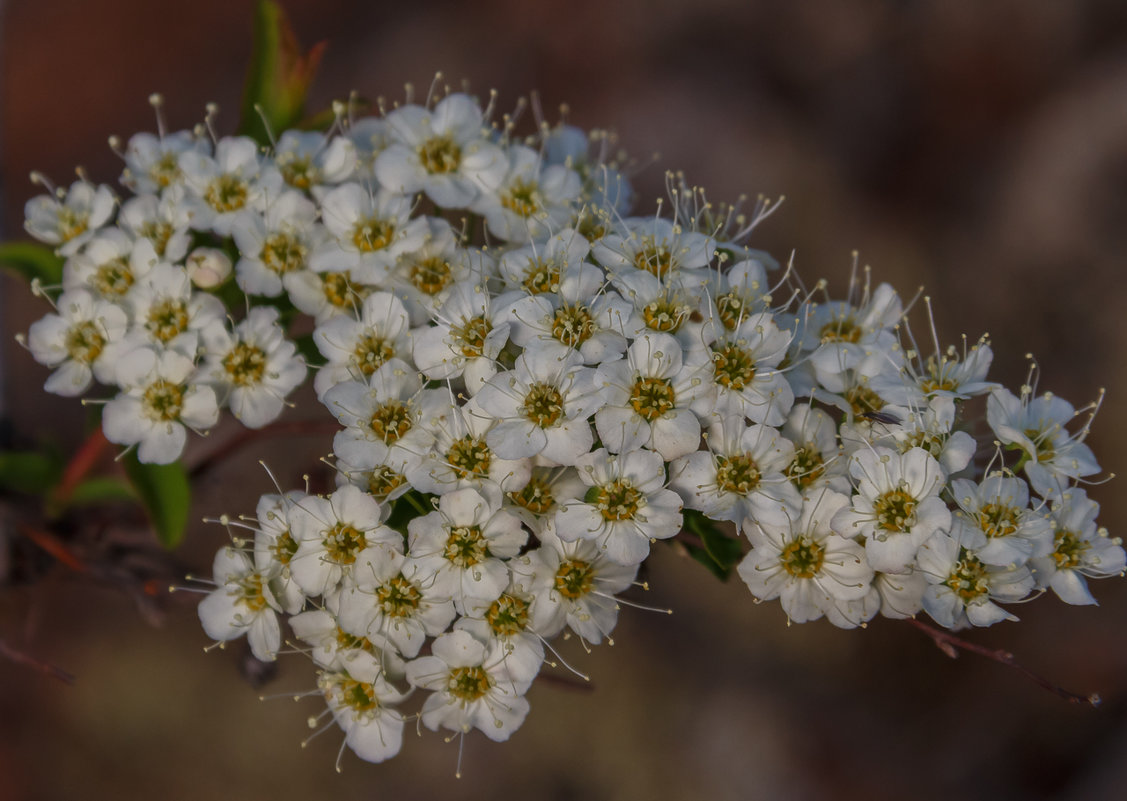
[0, 638, 75, 684]
[53, 428, 110, 504]
[906, 617, 1100, 707]
[188, 420, 339, 479]
[18, 523, 88, 574]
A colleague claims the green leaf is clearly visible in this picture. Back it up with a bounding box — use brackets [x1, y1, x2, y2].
[65, 477, 137, 507]
[0, 242, 64, 286]
[240, 0, 326, 146]
[123, 453, 191, 549]
[384, 490, 432, 541]
[680, 510, 744, 581]
[0, 450, 63, 495]
[293, 333, 322, 367]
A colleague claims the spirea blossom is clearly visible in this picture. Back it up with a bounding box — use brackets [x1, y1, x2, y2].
[19, 87, 1123, 771]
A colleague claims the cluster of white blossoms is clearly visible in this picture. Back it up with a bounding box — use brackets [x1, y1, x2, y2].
[20, 90, 1125, 767]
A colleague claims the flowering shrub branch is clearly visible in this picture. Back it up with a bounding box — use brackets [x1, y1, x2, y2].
[6, 0, 1123, 774]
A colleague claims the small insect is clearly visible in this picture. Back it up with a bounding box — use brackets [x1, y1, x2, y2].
[860, 409, 902, 426]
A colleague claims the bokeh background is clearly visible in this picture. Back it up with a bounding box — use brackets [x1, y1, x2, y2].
[2, 1, 1127, 799]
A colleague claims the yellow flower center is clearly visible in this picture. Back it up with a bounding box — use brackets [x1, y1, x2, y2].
[147, 298, 189, 344]
[352, 217, 396, 253]
[368, 401, 413, 443]
[943, 548, 990, 603]
[501, 179, 540, 218]
[629, 376, 676, 422]
[261, 232, 307, 275]
[223, 343, 267, 387]
[507, 475, 555, 516]
[596, 479, 642, 521]
[64, 321, 105, 364]
[323, 522, 366, 565]
[552, 304, 596, 347]
[522, 382, 565, 427]
[352, 334, 395, 377]
[485, 593, 531, 637]
[715, 453, 761, 495]
[142, 379, 184, 422]
[711, 343, 757, 390]
[448, 665, 492, 701]
[780, 537, 826, 579]
[447, 435, 492, 479]
[872, 487, 918, 532]
[554, 558, 595, 600]
[454, 316, 491, 357]
[377, 574, 423, 617]
[418, 135, 462, 175]
[204, 174, 248, 213]
[409, 257, 453, 295]
[443, 525, 489, 568]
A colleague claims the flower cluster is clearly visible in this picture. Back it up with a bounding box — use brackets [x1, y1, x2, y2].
[21, 90, 1124, 768]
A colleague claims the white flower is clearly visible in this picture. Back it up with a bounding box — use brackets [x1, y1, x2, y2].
[473, 145, 581, 243]
[800, 282, 903, 383]
[62, 229, 157, 298]
[273, 129, 356, 192]
[455, 585, 546, 690]
[199, 306, 307, 428]
[313, 291, 412, 398]
[831, 446, 951, 574]
[594, 332, 713, 460]
[288, 484, 402, 597]
[321, 359, 445, 470]
[26, 289, 128, 396]
[318, 654, 407, 764]
[122, 262, 226, 356]
[102, 347, 219, 463]
[376, 93, 507, 207]
[406, 396, 531, 495]
[197, 545, 302, 661]
[289, 609, 406, 677]
[495, 227, 594, 296]
[519, 521, 638, 644]
[411, 279, 511, 395]
[24, 179, 115, 254]
[917, 526, 1035, 628]
[179, 135, 283, 235]
[1029, 488, 1126, 605]
[780, 403, 850, 495]
[313, 183, 428, 278]
[592, 217, 714, 295]
[872, 334, 997, 406]
[697, 311, 794, 426]
[987, 388, 1101, 498]
[385, 218, 492, 325]
[669, 416, 802, 528]
[122, 129, 206, 194]
[737, 489, 875, 627]
[117, 187, 194, 262]
[406, 487, 527, 613]
[230, 189, 322, 297]
[948, 476, 1052, 568]
[335, 543, 457, 658]
[406, 629, 531, 742]
[474, 341, 601, 464]
[556, 447, 682, 566]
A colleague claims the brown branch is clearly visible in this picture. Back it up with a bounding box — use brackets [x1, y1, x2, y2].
[18, 523, 89, 574]
[906, 617, 1100, 707]
[0, 638, 74, 684]
[188, 419, 340, 479]
[52, 427, 111, 504]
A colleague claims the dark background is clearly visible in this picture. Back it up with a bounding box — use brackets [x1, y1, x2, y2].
[2, 1, 1127, 799]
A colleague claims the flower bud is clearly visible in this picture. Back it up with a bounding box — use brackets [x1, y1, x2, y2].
[186, 247, 232, 288]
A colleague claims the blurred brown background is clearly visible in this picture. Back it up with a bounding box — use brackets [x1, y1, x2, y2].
[3, 1, 1127, 799]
